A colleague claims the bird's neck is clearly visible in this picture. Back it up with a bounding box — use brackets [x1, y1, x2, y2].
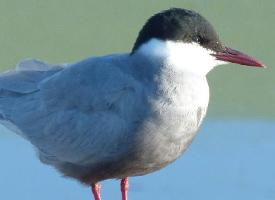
[130, 39, 211, 110]
[131, 43, 210, 112]
[133, 38, 219, 76]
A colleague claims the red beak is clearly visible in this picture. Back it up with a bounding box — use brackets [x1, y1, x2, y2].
[211, 47, 265, 67]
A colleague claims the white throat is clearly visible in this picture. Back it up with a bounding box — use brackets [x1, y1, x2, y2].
[136, 38, 226, 76]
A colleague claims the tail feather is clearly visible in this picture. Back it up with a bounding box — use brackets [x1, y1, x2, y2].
[0, 58, 65, 134]
[16, 58, 66, 71]
[0, 59, 64, 94]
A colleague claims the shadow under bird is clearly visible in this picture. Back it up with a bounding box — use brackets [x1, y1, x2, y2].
[0, 8, 264, 200]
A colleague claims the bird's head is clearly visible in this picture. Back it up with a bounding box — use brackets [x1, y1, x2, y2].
[132, 8, 264, 75]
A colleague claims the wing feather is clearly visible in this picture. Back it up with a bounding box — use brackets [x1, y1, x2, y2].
[0, 55, 145, 166]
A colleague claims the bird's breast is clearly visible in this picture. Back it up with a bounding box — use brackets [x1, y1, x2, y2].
[133, 73, 209, 171]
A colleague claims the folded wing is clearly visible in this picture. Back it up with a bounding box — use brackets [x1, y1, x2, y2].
[0, 56, 145, 167]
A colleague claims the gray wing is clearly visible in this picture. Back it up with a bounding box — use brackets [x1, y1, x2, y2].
[0, 56, 145, 166]
[0, 59, 64, 94]
[0, 59, 64, 135]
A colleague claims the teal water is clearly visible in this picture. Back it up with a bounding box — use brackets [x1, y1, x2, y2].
[1, 121, 274, 200]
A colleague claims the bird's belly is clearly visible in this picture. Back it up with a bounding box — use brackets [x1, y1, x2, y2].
[122, 74, 210, 177]
[125, 104, 207, 176]
[52, 106, 206, 184]
[56, 75, 209, 182]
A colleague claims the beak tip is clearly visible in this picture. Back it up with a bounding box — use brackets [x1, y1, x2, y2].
[213, 47, 265, 68]
[255, 61, 266, 68]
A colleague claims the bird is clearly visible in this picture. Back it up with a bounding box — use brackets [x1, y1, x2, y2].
[0, 8, 264, 200]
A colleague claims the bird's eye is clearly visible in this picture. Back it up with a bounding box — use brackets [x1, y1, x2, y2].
[196, 36, 209, 45]
[195, 36, 200, 43]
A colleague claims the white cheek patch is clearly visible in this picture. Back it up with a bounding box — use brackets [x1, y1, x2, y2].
[137, 38, 227, 75]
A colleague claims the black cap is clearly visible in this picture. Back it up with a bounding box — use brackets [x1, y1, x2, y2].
[132, 8, 225, 53]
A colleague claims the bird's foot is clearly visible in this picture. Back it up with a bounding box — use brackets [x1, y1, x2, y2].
[91, 182, 101, 200]
[121, 177, 129, 200]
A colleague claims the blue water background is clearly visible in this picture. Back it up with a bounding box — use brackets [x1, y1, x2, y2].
[0, 120, 274, 200]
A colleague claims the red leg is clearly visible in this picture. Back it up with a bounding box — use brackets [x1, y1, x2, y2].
[121, 177, 129, 200]
[91, 183, 101, 200]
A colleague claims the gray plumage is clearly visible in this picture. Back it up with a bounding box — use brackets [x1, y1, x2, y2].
[0, 50, 208, 184]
